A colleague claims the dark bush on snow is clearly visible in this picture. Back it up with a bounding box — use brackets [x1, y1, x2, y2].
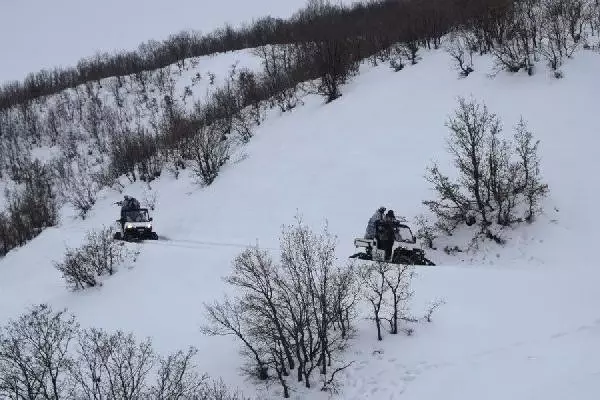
[202, 215, 359, 398]
[54, 226, 130, 290]
[51, 157, 101, 219]
[423, 97, 549, 245]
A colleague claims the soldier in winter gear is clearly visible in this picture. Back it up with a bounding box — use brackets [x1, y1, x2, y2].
[376, 210, 401, 261]
[117, 195, 141, 228]
[365, 206, 386, 239]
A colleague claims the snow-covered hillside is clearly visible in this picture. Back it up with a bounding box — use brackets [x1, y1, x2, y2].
[2, 38, 600, 398]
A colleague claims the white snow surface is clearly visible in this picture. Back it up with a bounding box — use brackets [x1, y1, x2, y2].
[2, 46, 600, 399]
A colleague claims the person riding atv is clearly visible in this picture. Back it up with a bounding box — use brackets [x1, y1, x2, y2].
[113, 195, 158, 241]
[351, 207, 436, 266]
[116, 195, 141, 229]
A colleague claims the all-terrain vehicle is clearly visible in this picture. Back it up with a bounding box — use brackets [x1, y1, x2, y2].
[349, 224, 435, 266]
[113, 208, 159, 242]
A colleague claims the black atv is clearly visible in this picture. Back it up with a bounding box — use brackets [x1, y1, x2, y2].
[113, 208, 159, 242]
[349, 224, 435, 266]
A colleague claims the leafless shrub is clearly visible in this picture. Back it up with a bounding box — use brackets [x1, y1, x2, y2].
[383, 263, 415, 335]
[307, 38, 360, 102]
[108, 128, 162, 183]
[359, 261, 389, 341]
[202, 296, 270, 382]
[358, 258, 434, 341]
[424, 299, 446, 322]
[399, 41, 421, 65]
[491, 27, 535, 74]
[414, 214, 438, 249]
[423, 97, 549, 244]
[0, 131, 33, 183]
[142, 185, 158, 210]
[539, 0, 583, 73]
[387, 45, 405, 71]
[445, 29, 476, 76]
[187, 122, 231, 186]
[54, 226, 129, 290]
[52, 156, 100, 219]
[253, 44, 305, 113]
[71, 328, 154, 400]
[513, 117, 549, 222]
[0, 304, 78, 400]
[202, 215, 358, 398]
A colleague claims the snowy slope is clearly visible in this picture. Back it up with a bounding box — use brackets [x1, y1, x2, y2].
[1, 44, 600, 399]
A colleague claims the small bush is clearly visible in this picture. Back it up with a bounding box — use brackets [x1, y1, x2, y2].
[423, 97, 549, 244]
[358, 257, 443, 341]
[188, 122, 231, 186]
[445, 29, 476, 76]
[54, 226, 131, 290]
[52, 156, 100, 219]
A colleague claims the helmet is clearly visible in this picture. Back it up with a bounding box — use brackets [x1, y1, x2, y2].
[124, 195, 130, 200]
[378, 206, 386, 213]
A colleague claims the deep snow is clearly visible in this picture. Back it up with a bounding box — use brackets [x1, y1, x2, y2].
[1, 43, 600, 398]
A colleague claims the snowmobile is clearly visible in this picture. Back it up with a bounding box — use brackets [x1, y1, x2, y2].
[349, 224, 435, 266]
[113, 208, 159, 242]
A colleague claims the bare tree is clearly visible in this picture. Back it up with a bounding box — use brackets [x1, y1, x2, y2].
[187, 122, 231, 186]
[142, 185, 158, 211]
[309, 38, 360, 102]
[71, 328, 154, 400]
[0, 304, 78, 400]
[201, 296, 269, 381]
[202, 215, 358, 398]
[445, 29, 476, 76]
[423, 97, 548, 244]
[513, 117, 549, 222]
[539, 0, 582, 74]
[383, 263, 415, 334]
[424, 97, 498, 231]
[359, 261, 389, 341]
[414, 214, 438, 249]
[52, 156, 100, 219]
